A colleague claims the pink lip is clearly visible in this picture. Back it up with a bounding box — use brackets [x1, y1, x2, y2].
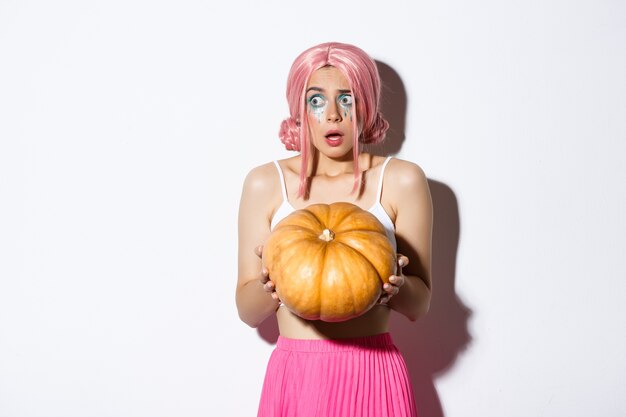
[325, 130, 344, 137]
[325, 137, 344, 147]
[324, 130, 344, 147]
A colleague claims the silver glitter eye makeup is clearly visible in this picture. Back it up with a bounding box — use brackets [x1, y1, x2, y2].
[308, 94, 326, 108]
[338, 94, 353, 107]
[308, 94, 327, 123]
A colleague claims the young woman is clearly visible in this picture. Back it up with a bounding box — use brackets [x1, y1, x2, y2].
[236, 42, 433, 417]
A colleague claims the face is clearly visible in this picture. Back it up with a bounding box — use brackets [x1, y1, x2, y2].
[305, 66, 356, 159]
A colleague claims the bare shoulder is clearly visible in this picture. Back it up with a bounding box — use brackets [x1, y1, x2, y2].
[239, 161, 284, 237]
[242, 162, 279, 194]
[386, 158, 429, 190]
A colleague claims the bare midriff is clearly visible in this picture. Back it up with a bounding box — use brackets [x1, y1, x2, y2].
[276, 304, 391, 339]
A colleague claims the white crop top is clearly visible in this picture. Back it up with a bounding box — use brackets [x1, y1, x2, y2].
[270, 156, 397, 252]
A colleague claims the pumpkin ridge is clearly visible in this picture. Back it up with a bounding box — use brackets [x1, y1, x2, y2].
[338, 244, 359, 317]
[341, 249, 358, 318]
[336, 228, 386, 238]
[317, 243, 330, 318]
[328, 203, 361, 231]
[275, 213, 324, 233]
[334, 231, 394, 277]
[331, 208, 387, 234]
[321, 244, 358, 321]
[275, 224, 322, 237]
[333, 223, 386, 234]
[331, 240, 382, 282]
[335, 230, 388, 246]
[278, 240, 326, 318]
[325, 242, 383, 320]
[302, 204, 331, 229]
[265, 229, 317, 266]
[268, 238, 320, 286]
[277, 238, 325, 273]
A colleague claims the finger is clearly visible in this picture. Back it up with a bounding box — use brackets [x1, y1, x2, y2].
[263, 281, 275, 292]
[254, 245, 264, 258]
[397, 255, 409, 268]
[383, 283, 399, 295]
[389, 275, 405, 287]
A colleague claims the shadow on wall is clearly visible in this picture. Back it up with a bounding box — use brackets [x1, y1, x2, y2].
[389, 179, 472, 417]
[363, 61, 407, 156]
[256, 60, 472, 417]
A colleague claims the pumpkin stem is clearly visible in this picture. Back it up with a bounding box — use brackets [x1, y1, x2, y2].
[318, 228, 335, 242]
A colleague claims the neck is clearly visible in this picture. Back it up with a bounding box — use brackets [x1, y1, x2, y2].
[310, 151, 366, 177]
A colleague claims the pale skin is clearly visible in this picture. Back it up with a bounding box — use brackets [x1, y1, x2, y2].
[236, 66, 433, 339]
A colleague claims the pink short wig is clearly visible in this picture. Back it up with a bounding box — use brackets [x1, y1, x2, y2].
[278, 42, 389, 197]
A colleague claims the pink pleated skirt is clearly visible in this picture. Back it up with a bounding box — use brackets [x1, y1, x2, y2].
[257, 332, 417, 417]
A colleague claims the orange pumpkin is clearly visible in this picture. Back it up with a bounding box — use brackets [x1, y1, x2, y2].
[263, 202, 396, 322]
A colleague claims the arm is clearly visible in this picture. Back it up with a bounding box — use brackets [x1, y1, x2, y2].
[235, 164, 282, 328]
[385, 160, 433, 321]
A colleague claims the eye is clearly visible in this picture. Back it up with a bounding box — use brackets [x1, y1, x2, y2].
[338, 94, 353, 107]
[308, 94, 326, 108]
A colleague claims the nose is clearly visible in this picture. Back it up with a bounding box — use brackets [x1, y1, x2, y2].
[326, 101, 342, 123]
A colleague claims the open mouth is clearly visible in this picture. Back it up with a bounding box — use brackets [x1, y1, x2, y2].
[325, 131, 344, 147]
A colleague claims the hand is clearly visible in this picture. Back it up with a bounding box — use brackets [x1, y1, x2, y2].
[255, 245, 281, 302]
[378, 254, 409, 305]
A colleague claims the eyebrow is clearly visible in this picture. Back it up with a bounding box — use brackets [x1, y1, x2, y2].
[306, 87, 352, 94]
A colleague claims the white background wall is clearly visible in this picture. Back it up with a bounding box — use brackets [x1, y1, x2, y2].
[1, 1, 624, 416]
